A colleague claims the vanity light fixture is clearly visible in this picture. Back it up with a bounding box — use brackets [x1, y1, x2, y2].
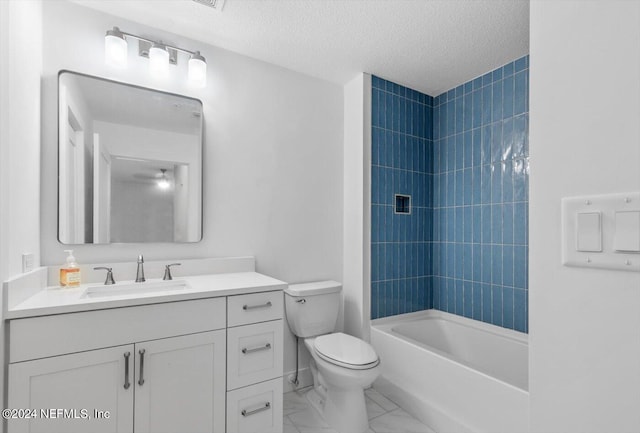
[105, 27, 128, 68]
[149, 42, 170, 79]
[188, 52, 207, 88]
[104, 27, 207, 87]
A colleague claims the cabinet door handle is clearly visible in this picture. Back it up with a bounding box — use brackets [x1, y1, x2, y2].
[123, 351, 131, 390]
[241, 343, 272, 354]
[242, 301, 272, 311]
[241, 402, 271, 417]
[138, 349, 145, 386]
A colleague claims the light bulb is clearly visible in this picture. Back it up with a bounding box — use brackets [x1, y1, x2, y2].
[157, 178, 171, 190]
[105, 27, 127, 68]
[157, 169, 171, 190]
[149, 43, 169, 78]
[188, 51, 207, 87]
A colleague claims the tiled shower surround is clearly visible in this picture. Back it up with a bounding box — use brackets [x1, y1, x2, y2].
[371, 55, 529, 333]
[370, 77, 434, 318]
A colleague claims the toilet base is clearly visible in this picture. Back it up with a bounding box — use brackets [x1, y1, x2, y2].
[301, 337, 379, 433]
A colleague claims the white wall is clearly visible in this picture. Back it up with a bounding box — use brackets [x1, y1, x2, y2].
[529, 1, 640, 431]
[0, 0, 43, 284]
[38, 1, 343, 387]
[0, 0, 43, 413]
[342, 73, 371, 340]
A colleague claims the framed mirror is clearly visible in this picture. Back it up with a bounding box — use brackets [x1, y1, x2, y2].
[58, 71, 203, 244]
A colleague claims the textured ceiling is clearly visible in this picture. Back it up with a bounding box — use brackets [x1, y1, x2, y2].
[71, 0, 529, 96]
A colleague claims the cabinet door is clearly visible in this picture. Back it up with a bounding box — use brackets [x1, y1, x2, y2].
[133, 330, 226, 433]
[8, 345, 134, 433]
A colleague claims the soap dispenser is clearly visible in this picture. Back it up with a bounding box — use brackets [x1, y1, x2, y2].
[60, 249, 81, 287]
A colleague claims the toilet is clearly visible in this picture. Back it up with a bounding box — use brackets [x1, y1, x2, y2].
[284, 281, 380, 433]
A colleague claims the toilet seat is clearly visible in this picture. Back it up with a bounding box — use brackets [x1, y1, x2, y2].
[313, 332, 379, 370]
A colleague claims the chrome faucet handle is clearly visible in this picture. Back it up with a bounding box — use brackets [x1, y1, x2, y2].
[94, 267, 116, 285]
[136, 255, 145, 283]
[163, 263, 181, 281]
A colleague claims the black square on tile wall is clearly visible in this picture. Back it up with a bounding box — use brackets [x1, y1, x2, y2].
[395, 194, 411, 214]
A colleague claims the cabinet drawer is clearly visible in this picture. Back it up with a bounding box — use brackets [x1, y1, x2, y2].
[226, 378, 283, 433]
[227, 290, 283, 327]
[9, 297, 226, 363]
[227, 320, 283, 390]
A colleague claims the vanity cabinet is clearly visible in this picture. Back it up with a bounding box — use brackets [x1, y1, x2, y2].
[8, 331, 226, 433]
[6, 288, 285, 433]
[7, 298, 227, 433]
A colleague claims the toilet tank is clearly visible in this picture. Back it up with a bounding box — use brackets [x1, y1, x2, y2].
[284, 281, 341, 338]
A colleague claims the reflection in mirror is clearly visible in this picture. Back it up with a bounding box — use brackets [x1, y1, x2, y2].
[58, 71, 203, 244]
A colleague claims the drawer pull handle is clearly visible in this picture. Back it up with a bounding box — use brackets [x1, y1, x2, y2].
[123, 351, 131, 390]
[242, 343, 272, 354]
[138, 349, 145, 386]
[241, 402, 271, 417]
[243, 301, 272, 311]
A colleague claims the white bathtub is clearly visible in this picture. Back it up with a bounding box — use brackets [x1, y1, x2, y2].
[371, 310, 529, 433]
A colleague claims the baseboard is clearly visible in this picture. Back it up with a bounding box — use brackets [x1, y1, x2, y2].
[373, 376, 473, 433]
[282, 366, 313, 393]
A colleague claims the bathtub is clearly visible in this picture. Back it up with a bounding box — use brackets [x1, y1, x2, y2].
[371, 310, 529, 433]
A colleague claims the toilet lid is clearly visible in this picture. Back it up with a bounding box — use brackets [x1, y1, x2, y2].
[313, 333, 379, 370]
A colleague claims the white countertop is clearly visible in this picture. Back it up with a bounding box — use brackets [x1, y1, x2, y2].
[6, 271, 287, 319]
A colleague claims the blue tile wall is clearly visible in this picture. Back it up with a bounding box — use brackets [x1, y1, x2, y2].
[370, 55, 529, 333]
[370, 76, 434, 319]
[432, 55, 529, 333]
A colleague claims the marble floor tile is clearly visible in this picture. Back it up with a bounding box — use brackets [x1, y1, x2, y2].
[366, 388, 400, 412]
[297, 428, 340, 433]
[285, 388, 432, 433]
[288, 407, 333, 432]
[369, 409, 435, 433]
[364, 388, 398, 412]
[284, 389, 312, 416]
[366, 395, 387, 420]
[284, 415, 301, 433]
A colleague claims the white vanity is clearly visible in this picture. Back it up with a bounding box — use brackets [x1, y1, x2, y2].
[3, 257, 285, 433]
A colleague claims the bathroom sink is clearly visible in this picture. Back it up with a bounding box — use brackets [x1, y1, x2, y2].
[83, 280, 190, 299]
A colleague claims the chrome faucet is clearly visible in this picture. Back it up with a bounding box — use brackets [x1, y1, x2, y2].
[94, 267, 115, 285]
[163, 263, 181, 281]
[135, 255, 145, 283]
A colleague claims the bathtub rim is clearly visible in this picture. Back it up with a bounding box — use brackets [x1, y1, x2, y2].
[371, 309, 529, 392]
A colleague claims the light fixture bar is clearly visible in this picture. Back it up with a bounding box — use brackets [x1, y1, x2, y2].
[105, 27, 207, 86]
[111, 28, 201, 58]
